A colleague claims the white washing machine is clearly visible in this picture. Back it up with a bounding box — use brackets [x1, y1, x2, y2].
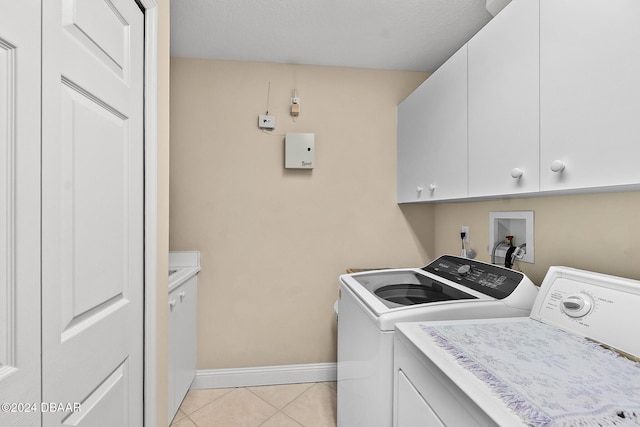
[393, 266, 640, 426]
[337, 254, 539, 427]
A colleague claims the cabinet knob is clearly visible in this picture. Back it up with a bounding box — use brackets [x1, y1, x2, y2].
[428, 184, 436, 192]
[510, 168, 523, 179]
[169, 299, 176, 309]
[416, 186, 423, 193]
[550, 160, 565, 173]
[179, 291, 186, 300]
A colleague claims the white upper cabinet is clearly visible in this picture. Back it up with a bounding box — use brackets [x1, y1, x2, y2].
[540, 0, 640, 192]
[468, 0, 540, 197]
[397, 0, 640, 203]
[397, 45, 468, 202]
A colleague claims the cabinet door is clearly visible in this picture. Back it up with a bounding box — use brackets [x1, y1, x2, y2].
[168, 290, 179, 420]
[175, 277, 197, 408]
[168, 276, 198, 421]
[468, 0, 539, 197]
[397, 45, 468, 202]
[540, 0, 640, 191]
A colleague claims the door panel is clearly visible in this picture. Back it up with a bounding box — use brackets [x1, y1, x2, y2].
[0, 1, 41, 426]
[62, 0, 133, 82]
[60, 81, 130, 337]
[61, 361, 128, 427]
[42, 0, 144, 425]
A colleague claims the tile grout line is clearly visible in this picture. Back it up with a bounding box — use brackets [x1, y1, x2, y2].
[279, 383, 329, 427]
[246, 383, 316, 426]
[172, 387, 236, 425]
[172, 382, 336, 427]
[257, 409, 303, 427]
[245, 382, 314, 410]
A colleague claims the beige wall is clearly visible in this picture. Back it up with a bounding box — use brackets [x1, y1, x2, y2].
[156, 0, 171, 425]
[169, 58, 432, 369]
[169, 57, 640, 374]
[432, 191, 640, 285]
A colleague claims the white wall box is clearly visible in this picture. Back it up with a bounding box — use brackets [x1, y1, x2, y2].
[285, 133, 314, 169]
[539, 0, 640, 193]
[468, 0, 539, 198]
[397, 45, 468, 202]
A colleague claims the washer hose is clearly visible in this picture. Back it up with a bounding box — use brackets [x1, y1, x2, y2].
[504, 245, 517, 269]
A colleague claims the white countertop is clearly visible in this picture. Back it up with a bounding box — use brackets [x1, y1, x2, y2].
[169, 251, 201, 292]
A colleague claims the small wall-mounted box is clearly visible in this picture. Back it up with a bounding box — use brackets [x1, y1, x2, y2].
[285, 133, 314, 169]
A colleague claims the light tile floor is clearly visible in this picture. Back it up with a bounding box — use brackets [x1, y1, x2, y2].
[170, 382, 337, 427]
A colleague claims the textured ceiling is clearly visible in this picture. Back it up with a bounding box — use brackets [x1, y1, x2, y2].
[170, 0, 497, 72]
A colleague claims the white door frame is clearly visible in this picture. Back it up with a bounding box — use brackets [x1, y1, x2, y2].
[138, 1, 159, 426]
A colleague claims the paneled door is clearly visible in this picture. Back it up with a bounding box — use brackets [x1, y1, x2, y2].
[41, 0, 144, 425]
[0, 0, 41, 425]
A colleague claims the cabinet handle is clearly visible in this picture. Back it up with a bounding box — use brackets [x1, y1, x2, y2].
[550, 160, 565, 173]
[416, 186, 423, 193]
[428, 184, 436, 192]
[169, 299, 176, 309]
[510, 168, 523, 179]
[179, 291, 186, 301]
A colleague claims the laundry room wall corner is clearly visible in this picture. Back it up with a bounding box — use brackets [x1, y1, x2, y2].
[398, 203, 436, 263]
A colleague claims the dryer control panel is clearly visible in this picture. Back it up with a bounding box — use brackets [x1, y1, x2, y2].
[531, 266, 640, 358]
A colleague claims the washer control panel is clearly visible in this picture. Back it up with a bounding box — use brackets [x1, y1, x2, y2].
[531, 267, 640, 357]
[422, 255, 525, 300]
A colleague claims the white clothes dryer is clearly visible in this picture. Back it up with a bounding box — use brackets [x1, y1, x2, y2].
[392, 266, 640, 426]
[337, 254, 539, 427]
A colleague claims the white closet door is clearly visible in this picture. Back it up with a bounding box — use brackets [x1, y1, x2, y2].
[0, 1, 41, 426]
[41, 0, 145, 425]
[0, 0, 40, 426]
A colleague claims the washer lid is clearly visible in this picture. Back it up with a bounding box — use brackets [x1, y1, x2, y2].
[352, 270, 477, 309]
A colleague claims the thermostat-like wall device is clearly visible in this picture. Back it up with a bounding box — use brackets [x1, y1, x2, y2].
[285, 133, 314, 169]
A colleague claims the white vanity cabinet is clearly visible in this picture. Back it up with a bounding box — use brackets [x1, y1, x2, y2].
[468, 0, 539, 197]
[539, 0, 640, 193]
[168, 274, 198, 422]
[397, 45, 468, 202]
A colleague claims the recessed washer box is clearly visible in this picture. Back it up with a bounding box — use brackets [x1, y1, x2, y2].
[285, 133, 314, 169]
[489, 210, 534, 263]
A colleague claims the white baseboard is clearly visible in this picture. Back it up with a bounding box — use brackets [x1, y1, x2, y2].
[191, 363, 337, 390]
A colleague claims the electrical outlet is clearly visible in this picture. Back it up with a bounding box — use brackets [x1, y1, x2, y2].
[258, 115, 276, 130]
[461, 226, 469, 243]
